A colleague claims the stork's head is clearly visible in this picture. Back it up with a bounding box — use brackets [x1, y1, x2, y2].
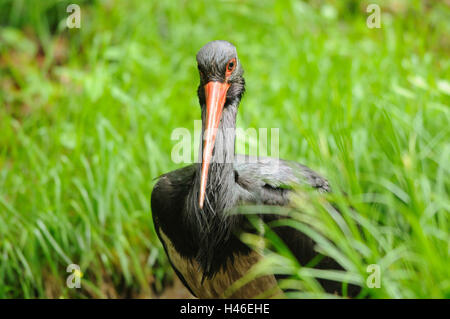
[196, 40, 245, 209]
[196, 40, 245, 107]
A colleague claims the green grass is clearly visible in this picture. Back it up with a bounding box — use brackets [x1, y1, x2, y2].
[0, 0, 449, 298]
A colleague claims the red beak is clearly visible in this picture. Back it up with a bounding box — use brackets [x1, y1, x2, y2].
[199, 81, 230, 209]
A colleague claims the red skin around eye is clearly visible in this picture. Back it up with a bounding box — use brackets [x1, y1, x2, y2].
[225, 58, 236, 78]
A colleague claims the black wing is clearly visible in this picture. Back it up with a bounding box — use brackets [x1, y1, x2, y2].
[234, 154, 330, 205]
[151, 164, 198, 297]
[234, 155, 359, 296]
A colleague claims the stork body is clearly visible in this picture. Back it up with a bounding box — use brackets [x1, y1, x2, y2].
[151, 41, 354, 298]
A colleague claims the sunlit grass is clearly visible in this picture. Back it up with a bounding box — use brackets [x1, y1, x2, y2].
[0, 0, 449, 298]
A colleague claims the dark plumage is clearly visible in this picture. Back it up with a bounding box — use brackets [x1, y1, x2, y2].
[151, 40, 358, 298]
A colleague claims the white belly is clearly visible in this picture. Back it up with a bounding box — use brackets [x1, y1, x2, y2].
[159, 229, 280, 299]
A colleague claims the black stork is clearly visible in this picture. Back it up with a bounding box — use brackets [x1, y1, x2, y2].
[151, 40, 358, 298]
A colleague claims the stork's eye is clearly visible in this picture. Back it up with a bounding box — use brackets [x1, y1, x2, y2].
[225, 58, 236, 77]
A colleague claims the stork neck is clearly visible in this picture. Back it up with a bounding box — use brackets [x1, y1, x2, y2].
[190, 103, 239, 214]
[183, 102, 246, 277]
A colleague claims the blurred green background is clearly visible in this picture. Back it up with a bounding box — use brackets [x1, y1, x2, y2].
[0, 0, 449, 298]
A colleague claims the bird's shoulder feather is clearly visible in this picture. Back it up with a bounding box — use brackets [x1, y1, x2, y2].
[233, 154, 330, 205]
